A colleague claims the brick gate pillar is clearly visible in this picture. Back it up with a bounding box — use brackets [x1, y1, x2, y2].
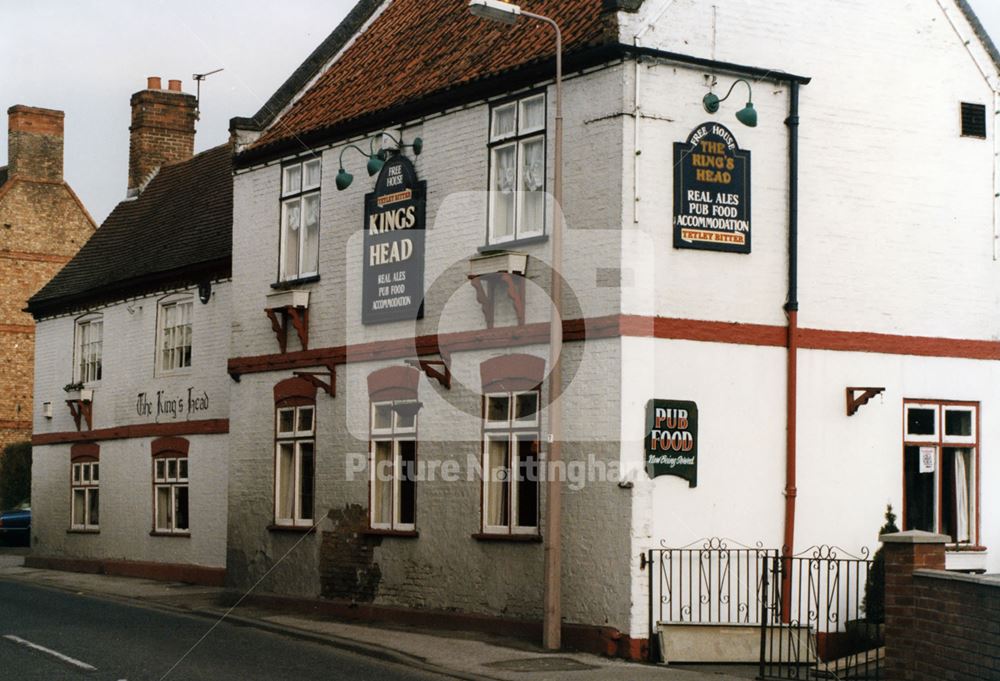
[880, 530, 948, 681]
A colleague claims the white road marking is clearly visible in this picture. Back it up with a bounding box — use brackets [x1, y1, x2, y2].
[3, 634, 98, 671]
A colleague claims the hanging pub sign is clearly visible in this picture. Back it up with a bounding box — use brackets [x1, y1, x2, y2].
[362, 154, 426, 324]
[644, 399, 698, 486]
[673, 122, 751, 254]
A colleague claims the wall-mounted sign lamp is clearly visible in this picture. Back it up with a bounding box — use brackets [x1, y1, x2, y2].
[702, 78, 757, 128]
[335, 132, 423, 191]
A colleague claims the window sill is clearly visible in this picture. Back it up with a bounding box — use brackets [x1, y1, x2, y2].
[478, 235, 548, 253]
[150, 531, 191, 538]
[267, 524, 316, 534]
[271, 275, 320, 290]
[472, 532, 542, 543]
[67, 528, 99, 534]
[945, 544, 987, 552]
[362, 528, 419, 538]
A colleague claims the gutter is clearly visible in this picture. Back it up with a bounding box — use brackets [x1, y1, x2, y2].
[234, 43, 809, 169]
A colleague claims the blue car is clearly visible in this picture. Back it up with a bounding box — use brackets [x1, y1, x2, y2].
[0, 503, 30, 547]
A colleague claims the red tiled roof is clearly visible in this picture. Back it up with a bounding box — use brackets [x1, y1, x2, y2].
[252, 0, 615, 151]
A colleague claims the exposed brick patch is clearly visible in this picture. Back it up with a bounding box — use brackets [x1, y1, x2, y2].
[319, 503, 382, 602]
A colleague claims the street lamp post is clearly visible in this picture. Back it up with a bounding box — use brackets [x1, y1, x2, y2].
[469, 0, 564, 651]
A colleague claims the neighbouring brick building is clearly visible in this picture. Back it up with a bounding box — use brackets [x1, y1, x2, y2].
[27, 78, 232, 585]
[0, 105, 95, 450]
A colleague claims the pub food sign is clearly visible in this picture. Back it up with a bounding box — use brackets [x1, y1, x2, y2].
[362, 154, 426, 324]
[644, 399, 698, 487]
[673, 122, 751, 253]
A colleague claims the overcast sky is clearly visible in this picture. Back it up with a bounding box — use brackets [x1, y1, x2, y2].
[2, 0, 999, 226]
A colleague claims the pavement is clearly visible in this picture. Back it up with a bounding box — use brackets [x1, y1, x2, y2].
[0, 552, 755, 681]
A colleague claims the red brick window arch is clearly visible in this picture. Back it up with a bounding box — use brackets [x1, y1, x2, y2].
[273, 377, 317, 528]
[70, 443, 100, 530]
[367, 366, 420, 533]
[151, 437, 189, 534]
[479, 354, 544, 536]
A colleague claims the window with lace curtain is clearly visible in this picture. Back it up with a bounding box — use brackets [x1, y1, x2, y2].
[279, 157, 321, 281]
[902, 400, 979, 545]
[157, 295, 192, 374]
[482, 390, 540, 535]
[74, 314, 103, 384]
[487, 93, 546, 244]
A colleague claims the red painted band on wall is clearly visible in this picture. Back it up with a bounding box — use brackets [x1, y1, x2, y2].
[32, 418, 229, 446]
[228, 314, 1000, 378]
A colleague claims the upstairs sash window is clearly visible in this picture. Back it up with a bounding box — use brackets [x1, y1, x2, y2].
[487, 94, 546, 244]
[279, 158, 322, 281]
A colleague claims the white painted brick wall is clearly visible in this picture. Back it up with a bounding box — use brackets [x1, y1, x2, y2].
[31, 283, 232, 567]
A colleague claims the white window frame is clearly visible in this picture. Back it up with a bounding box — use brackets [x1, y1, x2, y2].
[487, 93, 547, 245]
[274, 404, 316, 527]
[70, 460, 100, 530]
[279, 158, 322, 282]
[74, 314, 103, 384]
[153, 455, 189, 534]
[903, 401, 979, 545]
[369, 401, 418, 532]
[482, 391, 540, 535]
[156, 295, 193, 375]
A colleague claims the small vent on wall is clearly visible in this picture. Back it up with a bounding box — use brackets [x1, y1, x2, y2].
[961, 102, 986, 138]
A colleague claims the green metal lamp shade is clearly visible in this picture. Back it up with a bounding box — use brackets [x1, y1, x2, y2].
[702, 92, 721, 114]
[366, 155, 385, 177]
[411, 137, 423, 155]
[736, 102, 757, 128]
[335, 168, 353, 191]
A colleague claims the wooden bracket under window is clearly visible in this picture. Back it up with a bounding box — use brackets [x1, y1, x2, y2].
[293, 364, 336, 397]
[468, 272, 525, 329]
[846, 387, 885, 416]
[404, 357, 451, 390]
[66, 399, 92, 431]
[265, 305, 309, 354]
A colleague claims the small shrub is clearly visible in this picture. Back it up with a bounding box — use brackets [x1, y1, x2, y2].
[864, 504, 899, 623]
[0, 442, 31, 509]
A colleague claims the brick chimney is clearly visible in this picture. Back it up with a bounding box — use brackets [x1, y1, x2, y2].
[128, 76, 197, 195]
[7, 105, 64, 182]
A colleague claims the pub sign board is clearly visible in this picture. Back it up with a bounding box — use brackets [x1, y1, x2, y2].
[362, 154, 426, 324]
[644, 399, 698, 487]
[673, 122, 751, 253]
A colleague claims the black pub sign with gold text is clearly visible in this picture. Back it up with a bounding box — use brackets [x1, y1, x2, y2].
[673, 122, 751, 254]
[362, 155, 426, 324]
[644, 399, 698, 486]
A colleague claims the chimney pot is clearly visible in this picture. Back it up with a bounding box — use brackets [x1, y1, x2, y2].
[147, 76, 162, 90]
[127, 81, 197, 194]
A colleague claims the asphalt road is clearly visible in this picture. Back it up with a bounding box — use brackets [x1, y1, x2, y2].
[0, 581, 452, 680]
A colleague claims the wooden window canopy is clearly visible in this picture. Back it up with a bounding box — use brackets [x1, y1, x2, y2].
[467, 252, 529, 329]
[403, 357, 451, 390]
[65, 390, 93, 431]
[846, 387, 885, 416]
[265, 290, 310, 354]
[293, 364, 336, 397]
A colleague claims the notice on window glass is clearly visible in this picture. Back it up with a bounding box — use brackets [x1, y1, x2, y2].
[673, 122, 751, 253]
[919, 446, 936, 473]
[362, 155, 426, 324]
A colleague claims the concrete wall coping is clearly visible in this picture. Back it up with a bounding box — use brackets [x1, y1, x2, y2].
[913, 568, 1000, 587]
[880, 530, 950, 544]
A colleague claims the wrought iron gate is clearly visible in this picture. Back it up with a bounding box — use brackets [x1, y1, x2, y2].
[758, 546, 881, 680]
[644, 540, 880, 680]
[644, 538, 777, 661]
